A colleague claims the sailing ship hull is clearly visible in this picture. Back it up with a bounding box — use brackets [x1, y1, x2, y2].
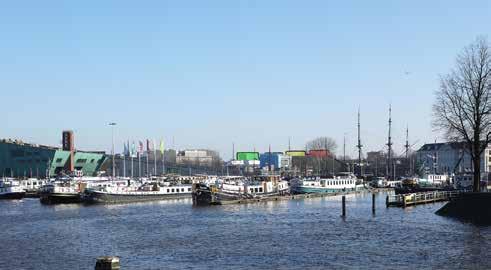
[0, 192, 26, 200]
[39, 193, 81, 204]
[83, 191, 191, 204]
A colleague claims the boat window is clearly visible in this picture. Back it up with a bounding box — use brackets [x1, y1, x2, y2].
[255, 188, 259, 193]
[176, 189, 179, 193]
[250, 188, 254, 193]
[172, 189, 175, 192]
[167, 189, 170, 192]
[188, 188, 191, 192]
[259, 188, 263, 193]
[181, 188, 184, 192]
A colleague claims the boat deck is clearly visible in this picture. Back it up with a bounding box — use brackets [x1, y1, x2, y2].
[210, 188, 388, 205]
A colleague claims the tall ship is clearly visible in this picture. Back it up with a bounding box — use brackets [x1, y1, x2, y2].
[82, 181, 192, 204]
[290, 172, 358, 194]
[0, 179, 26, 200]
[192, 175, 290, 205]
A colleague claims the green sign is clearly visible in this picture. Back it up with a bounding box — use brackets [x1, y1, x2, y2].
[236, 152, 259, 161]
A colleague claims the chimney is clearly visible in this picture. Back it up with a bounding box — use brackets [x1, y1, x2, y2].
[62, 130, 75, 172]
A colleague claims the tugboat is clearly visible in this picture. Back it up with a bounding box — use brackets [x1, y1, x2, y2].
[39, 179, 83, 204]
[290, 172, 358, 194]
[0, 179, 26, 200]
[82, 181, 192, 204]
[192, 175, 290, 205]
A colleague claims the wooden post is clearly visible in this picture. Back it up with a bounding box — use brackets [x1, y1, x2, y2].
[372, 193, 376, 214]
[386, 195, 389, 208]
[342, 196, 346, 217]
[95, 256, 120, 270]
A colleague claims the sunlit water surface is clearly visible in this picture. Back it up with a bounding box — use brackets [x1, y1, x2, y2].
[1, 192, 490, 269]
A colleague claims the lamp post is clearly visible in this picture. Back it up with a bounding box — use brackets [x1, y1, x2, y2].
[109, 122, 117, 179]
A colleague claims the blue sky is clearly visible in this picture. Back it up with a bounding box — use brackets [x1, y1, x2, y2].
[1, 0, 490, 159]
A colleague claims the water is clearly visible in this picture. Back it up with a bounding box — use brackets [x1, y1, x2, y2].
[1, 192, 490, 270]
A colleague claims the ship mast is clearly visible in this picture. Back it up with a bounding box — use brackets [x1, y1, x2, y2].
[357, 107, 363, 177]
[405, 125, 410, 175]
[386, 105, 393, 180]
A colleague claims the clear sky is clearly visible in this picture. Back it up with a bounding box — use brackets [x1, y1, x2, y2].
[1, 0, 490, 159]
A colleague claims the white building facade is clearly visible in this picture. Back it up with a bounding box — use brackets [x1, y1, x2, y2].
[417, 142, 491, 175]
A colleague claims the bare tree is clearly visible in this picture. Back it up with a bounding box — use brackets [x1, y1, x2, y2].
[305, 137, 338, 153]
[433, 37, 491, 192]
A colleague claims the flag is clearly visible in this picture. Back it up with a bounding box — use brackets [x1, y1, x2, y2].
[123, 142, 128, 156]
[160, 140, 165, 153]
[139, 141, 144, 153]
[146, 139, 152, 152]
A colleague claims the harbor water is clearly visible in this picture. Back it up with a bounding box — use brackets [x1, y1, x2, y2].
[1, 192, 490, 269]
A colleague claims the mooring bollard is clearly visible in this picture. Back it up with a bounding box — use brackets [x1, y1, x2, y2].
[372, 193, 376, 214]
[95, 256, 120, 270]
[342, 195, 346, 217]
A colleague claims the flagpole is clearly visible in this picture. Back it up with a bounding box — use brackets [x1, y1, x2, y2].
[162, 150, 165, 175]
[123, 154, 126, 178]
[131, 154, 134, 179]
[122, 142, 126, 179]
[138, 152, 141, 179]
[154, 140, 157, 176]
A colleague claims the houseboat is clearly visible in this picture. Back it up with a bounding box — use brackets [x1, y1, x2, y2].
[82, 181, 192, 204]
[291, 172, 358, 194]
[192, 175, 290, 205]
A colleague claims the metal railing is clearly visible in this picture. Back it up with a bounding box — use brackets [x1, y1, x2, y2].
[387, 190, 466, 207]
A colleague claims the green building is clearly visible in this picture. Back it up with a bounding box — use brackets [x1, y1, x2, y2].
[0, 139, 107, 178]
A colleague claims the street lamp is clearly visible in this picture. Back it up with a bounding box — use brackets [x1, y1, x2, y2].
[109, 122, 117, 178]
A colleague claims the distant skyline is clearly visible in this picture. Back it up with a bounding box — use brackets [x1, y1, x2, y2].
[1, 1, 491, 159]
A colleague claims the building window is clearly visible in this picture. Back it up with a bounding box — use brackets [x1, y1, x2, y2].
[91, 159, 95, 163]
[76, 159, 87, 163]
[56, 158, 63, 163]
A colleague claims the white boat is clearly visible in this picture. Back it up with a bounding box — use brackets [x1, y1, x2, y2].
[39, 176, 115, 204]
[82, 181, 192, 204]
[18, 178, 50, 197]
[291, 172, 358, 194]
[0, 179, 26, 200]
[193, 175, 290, 205]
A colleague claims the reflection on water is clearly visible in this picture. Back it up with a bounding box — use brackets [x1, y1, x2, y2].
[0, 192, 490, 269]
